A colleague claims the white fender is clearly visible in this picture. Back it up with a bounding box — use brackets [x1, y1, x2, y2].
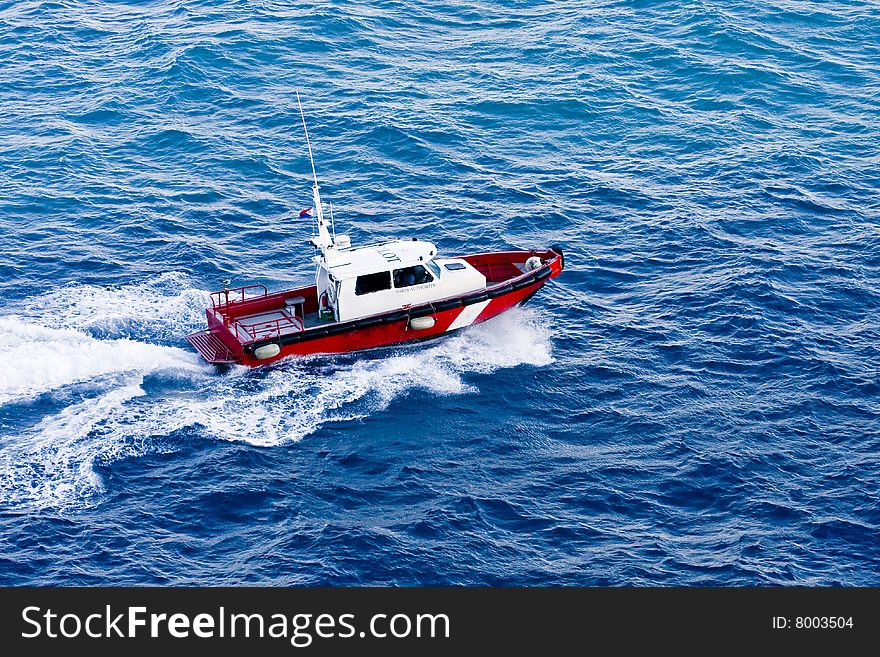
[409, 316, 436, 330]
[254, 343, 281, 360]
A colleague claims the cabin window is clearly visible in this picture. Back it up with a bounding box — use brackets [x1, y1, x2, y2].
[444, 262, 466, 271]
[425, 259, 441, 278]
[393, 265, 433, 288]
[355, 271, 391, 295]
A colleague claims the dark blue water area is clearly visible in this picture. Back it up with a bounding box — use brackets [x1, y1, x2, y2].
[1, 0, 878, 585]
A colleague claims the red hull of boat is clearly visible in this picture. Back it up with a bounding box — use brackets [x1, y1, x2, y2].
[186, 247, 563, 366]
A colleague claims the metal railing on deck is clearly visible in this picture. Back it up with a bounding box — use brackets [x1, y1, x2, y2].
[233, 315, 305, 342]
[211, 284, 269, 309]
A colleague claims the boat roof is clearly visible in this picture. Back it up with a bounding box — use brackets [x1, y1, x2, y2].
[324, 239, 437, 278]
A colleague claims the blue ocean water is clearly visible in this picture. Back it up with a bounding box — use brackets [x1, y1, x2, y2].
[0, 0, 878, 586]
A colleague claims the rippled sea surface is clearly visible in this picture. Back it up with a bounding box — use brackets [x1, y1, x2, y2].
[1, 0, 878, 585]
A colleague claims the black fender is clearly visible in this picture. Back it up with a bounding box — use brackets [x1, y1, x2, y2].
[434, 298, 463, 312]
[408, 304, 435, 318]
[534, 266, 552, 281]
[461, 291, 489, 305]
[487, 283, 513, 298]
[549, 244, 565, 271]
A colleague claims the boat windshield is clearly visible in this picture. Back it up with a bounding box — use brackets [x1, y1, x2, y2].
[425, 259, 441, 279]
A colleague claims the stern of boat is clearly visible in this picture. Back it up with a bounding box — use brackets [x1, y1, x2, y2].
[185, 329, 239, 365]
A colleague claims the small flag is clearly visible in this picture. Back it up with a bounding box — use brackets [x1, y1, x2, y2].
[299, 207, 312, 218]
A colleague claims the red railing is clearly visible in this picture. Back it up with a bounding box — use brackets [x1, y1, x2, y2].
[211, 284, 269, 309]
[232, 315, 304, 342]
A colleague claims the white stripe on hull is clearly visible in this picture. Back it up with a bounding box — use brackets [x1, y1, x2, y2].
[446, 299, 490, 331]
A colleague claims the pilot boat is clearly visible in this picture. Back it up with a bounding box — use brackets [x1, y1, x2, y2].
[186, 96, 564, 367]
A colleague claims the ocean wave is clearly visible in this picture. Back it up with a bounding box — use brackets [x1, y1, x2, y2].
[0, 0, 878, 585]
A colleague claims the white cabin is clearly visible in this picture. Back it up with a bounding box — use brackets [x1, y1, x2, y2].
[315, 238, 486, 322]
[292, 95, 485, 324]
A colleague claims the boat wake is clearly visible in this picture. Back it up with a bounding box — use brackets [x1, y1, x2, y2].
[0, 318, 205, 405]
[0, 275, 554, 510]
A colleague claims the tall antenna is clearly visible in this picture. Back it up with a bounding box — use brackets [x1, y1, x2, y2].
[296, 90, 319, 189]
[330, 201, 336, 240]
[296, 90, 332, 256]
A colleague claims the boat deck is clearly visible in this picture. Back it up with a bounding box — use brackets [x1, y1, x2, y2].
[230, 308, 304, 342]
[301, 311, 322, 329]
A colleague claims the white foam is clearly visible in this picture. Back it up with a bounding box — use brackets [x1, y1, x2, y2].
[21, 271, 210, 340]
[0, 273, 213, 509]
[105, 305, 556, 447]
[0, 382, 146, 510]
[0, 273, 553, 510]
[0, 317, 206, 405]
